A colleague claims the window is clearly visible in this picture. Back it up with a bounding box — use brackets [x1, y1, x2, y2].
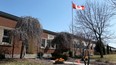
[41, 39, 55, 49]
[47, 39, 55, 48]
[48, 35, 54, 39]
[47, 40, 51, 47]
[2, 29, 11, 44]
[41, 39, 46, 48]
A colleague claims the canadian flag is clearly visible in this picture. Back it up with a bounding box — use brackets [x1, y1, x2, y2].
[72, 3, 85, 10]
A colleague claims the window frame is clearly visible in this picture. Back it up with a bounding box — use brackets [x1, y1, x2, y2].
[47, 39, 56, 49]
[41, 38, 46, 48]
[2, 29, 11, 45]
[41, 38, 56, 49]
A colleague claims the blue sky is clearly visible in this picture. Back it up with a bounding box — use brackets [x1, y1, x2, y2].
[0, 0, 116, 47]
[0, 0, 84, 32]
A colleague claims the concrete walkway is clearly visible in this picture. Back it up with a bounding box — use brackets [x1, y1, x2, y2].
[64, 61, 85, 65]
[51, 60, 86, 65]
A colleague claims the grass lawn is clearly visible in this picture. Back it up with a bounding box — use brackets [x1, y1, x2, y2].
[90, 54, 116, 63]
[0, 59, 53, 65]
[0, 61, 42, 65]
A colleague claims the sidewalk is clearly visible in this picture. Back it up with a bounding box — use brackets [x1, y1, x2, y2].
[51, 60, 87, 65]
[64, 61, 85, 65]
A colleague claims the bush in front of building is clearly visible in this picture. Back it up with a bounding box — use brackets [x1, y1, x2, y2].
[37, 52, 43, 59]
[73, 55, 82, 59]
[0, 54, 5, 60]
[51, 53, 68, 60]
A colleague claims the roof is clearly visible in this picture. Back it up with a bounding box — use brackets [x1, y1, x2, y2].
[0, 11, 58, 35]
[43, 29, 58, 35]
[0, 11, 20, 21]
[0, 11, 57, 35]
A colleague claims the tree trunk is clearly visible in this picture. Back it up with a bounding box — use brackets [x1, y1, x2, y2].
[12, 36, 15, 58]
[87, 50, 90, 65]
[100, 52, 103, 58]
[20, 42, 24, 59]
[100, 46, 103, 58]
[107, 45, 110, 54]
[99, 37, 104, 58]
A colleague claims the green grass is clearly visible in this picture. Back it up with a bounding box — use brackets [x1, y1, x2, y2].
[90, 54, 116, 63]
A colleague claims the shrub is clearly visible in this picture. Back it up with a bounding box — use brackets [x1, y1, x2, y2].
[51, 53, 68, 60]
[37, 52, 43, 59]
[74, 55, 82, 59]
[94, 52, 100, 55]
[61, 54, 68, 60]
[0, 54, 5, 60]
[69, 51, 72, 57]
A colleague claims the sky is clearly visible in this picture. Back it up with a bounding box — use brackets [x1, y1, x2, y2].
[0, 0, 116, 47]
[0, 0, 84, 32]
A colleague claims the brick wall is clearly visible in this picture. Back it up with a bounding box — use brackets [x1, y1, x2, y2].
[40, 32, 55, 54]
[0, 16, 23, 58]
[0, 16, 17, 28]
[0, 16, 41, 58]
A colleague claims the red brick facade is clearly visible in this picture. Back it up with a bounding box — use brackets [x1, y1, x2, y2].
[0, 12, 57, 58]
[0, 16, 23, 58]
[0, 17, 17, 28]
[0, 11, 95, 58]
[40, 30, 56, 54]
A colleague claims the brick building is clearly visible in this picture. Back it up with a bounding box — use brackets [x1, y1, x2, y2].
[0, 11, 95, 58]
[0, 11, 22, 58]
[0, 11, 58, 58]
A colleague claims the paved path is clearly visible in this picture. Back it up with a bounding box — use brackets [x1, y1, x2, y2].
[64, 61, 85, 65]
[51, 60, 87, 65]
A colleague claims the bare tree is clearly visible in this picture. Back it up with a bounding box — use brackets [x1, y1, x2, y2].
[109, 0, 116, 8]
[74, 0, 115, 58]
[75, 27, 94, 65]
[11, 16, 42, 58]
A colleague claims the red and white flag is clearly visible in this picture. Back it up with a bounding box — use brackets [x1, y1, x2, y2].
[72, 3, 85, 10]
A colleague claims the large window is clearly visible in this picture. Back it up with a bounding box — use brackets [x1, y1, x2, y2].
[41, 39, 56, 49]
[47, 39, 56, 48]
[2, 29, 11, 44]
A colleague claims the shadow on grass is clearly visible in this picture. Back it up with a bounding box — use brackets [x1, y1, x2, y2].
[0, 59, 16, 65]
[0, 58, 52, 65]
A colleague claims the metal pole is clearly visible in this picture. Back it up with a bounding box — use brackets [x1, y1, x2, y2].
[72, 2, 73, 35]
[72, 2, 74, 57]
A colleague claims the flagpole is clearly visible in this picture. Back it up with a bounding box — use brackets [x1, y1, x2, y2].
[72, 2, 76, 65]
[72, 2, 73, 36]
[72, 1, 75, 57]
[71, 2, 85, 63]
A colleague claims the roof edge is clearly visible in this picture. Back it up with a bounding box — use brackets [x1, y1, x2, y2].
[43, 29, 58, 35]
[0, 11, 21, 21]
